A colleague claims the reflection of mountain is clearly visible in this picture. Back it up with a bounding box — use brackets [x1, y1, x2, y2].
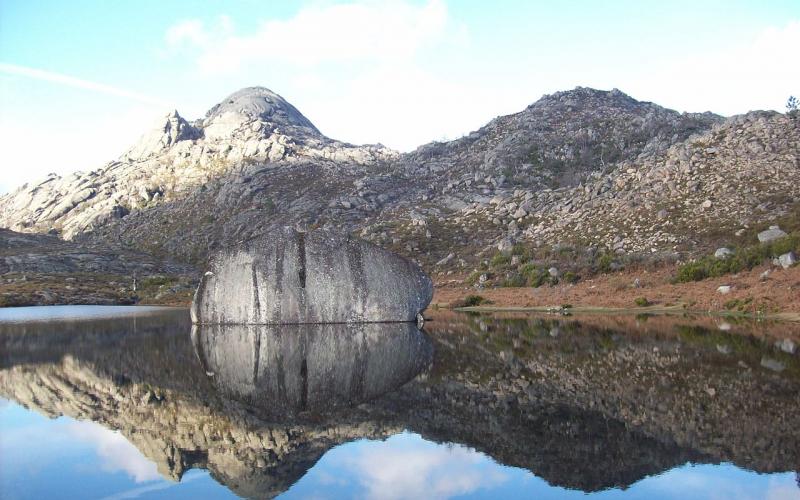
[1, 310, 798, 498]
[192, 323, 432, 416]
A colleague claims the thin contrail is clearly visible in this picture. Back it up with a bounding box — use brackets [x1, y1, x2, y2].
[0, 62, 171, 107]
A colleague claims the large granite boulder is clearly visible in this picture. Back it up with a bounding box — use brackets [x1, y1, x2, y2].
[191, 228, 433, 324]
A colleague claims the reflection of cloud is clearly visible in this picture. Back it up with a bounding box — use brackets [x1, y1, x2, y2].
[765, 475, 800, 500]
[99, 470, 206, 500]
[340, 434, 508, 500]
[66, 421, 160, 483]
[641, 465, 799, 500]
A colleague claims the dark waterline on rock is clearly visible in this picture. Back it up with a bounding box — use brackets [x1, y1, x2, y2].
[0, 306, 797, 499]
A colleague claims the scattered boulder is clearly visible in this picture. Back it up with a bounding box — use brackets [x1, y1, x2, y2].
[757, 225, 787, 243]
[497, 238, 515, 255]
[548, 267, 560, 278]
[778, 251, 797, 269]
[776, 338, 796, 354]
[716, 285, 732, 294]
[436, 253, 455, 266]
[191, 227, 433, 324]
[714, 247, 733, 259]
[760, 357, 785, 372]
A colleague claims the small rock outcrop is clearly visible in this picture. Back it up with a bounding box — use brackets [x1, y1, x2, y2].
[757, 225, 788, 243]
[191, 228, 433, 324]
[778, 251, 797, 269]
[714, 247, 733, 259]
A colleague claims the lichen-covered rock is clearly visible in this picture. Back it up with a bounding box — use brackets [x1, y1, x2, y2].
[757, 225, 788, 243]
[191, 228, 433, 324]
[191, 321, 432, 415]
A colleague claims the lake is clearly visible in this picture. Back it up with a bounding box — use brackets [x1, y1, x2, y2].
[0, 306, 798, 499]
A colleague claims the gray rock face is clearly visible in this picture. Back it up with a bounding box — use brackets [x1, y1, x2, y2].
[191, 228, 433, 324]
[714, 247, 733, 259]
[204, 87, 319, 134]
[191, 322, 432, 415]
[757, 225, 788, 243]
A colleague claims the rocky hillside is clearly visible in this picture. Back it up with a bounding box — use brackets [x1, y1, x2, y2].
[0, 228, 195, 306]
[0, 86, 797, 288]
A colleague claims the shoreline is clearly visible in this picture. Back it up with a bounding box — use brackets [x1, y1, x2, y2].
[447, 304, 800, 323]
[433, 262, 800, 323]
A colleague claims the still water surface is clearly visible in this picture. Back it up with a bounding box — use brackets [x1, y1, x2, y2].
[0, 306, 797, 499]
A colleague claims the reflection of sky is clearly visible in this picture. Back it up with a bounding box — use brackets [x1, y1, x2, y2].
[1, 398, 797, 499]
[0, 399, 231, 499]
[283, 433, 799, 500]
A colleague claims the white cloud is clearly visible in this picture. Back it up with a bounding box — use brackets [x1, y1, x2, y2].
[67, 420, 161, 483]
[167, 1, 453, 74]
[338, 435, 508, 499]
[628, 21, 800, 116]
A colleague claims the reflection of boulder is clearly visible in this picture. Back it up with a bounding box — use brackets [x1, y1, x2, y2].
[191, 322, 432, 416]
[191, 227, 433, 324]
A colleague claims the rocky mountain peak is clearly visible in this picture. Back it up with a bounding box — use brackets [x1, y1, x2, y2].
[203, 87, 320, 137]
[123, 109, 201, 161]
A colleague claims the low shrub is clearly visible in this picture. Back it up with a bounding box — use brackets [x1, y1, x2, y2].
[502, 273, 527, 287]
[562, 271, 579, 284]
[675, 232, 800, 283]
[454, 294, 489, 308]
[634, 297, 650, 307]
[491, 252, 511, 267]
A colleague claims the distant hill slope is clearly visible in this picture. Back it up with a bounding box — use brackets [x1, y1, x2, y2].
[1, 86, 797, 281]
[0, 228, 195, 305]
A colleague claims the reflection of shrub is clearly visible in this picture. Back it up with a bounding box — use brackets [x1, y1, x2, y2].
[634, 297, 650, 307]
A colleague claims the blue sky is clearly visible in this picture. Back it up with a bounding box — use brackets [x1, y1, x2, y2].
[1, 0, 798, 192]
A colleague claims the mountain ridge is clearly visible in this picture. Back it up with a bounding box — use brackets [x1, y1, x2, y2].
[0, 86, 797, 293]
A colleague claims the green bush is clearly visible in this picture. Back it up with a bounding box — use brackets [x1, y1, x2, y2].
[511, 244, 529, 257]
[675, 232, 800, 283]
[634, 297, 650, 307]
[464, 271, 483, 286]
[562, 271, 579, 284]
[595, 253, 615, 273]
[491, 252, 511, 267]
[502, 273, 527, 287]
[455, 295, 488, 307]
